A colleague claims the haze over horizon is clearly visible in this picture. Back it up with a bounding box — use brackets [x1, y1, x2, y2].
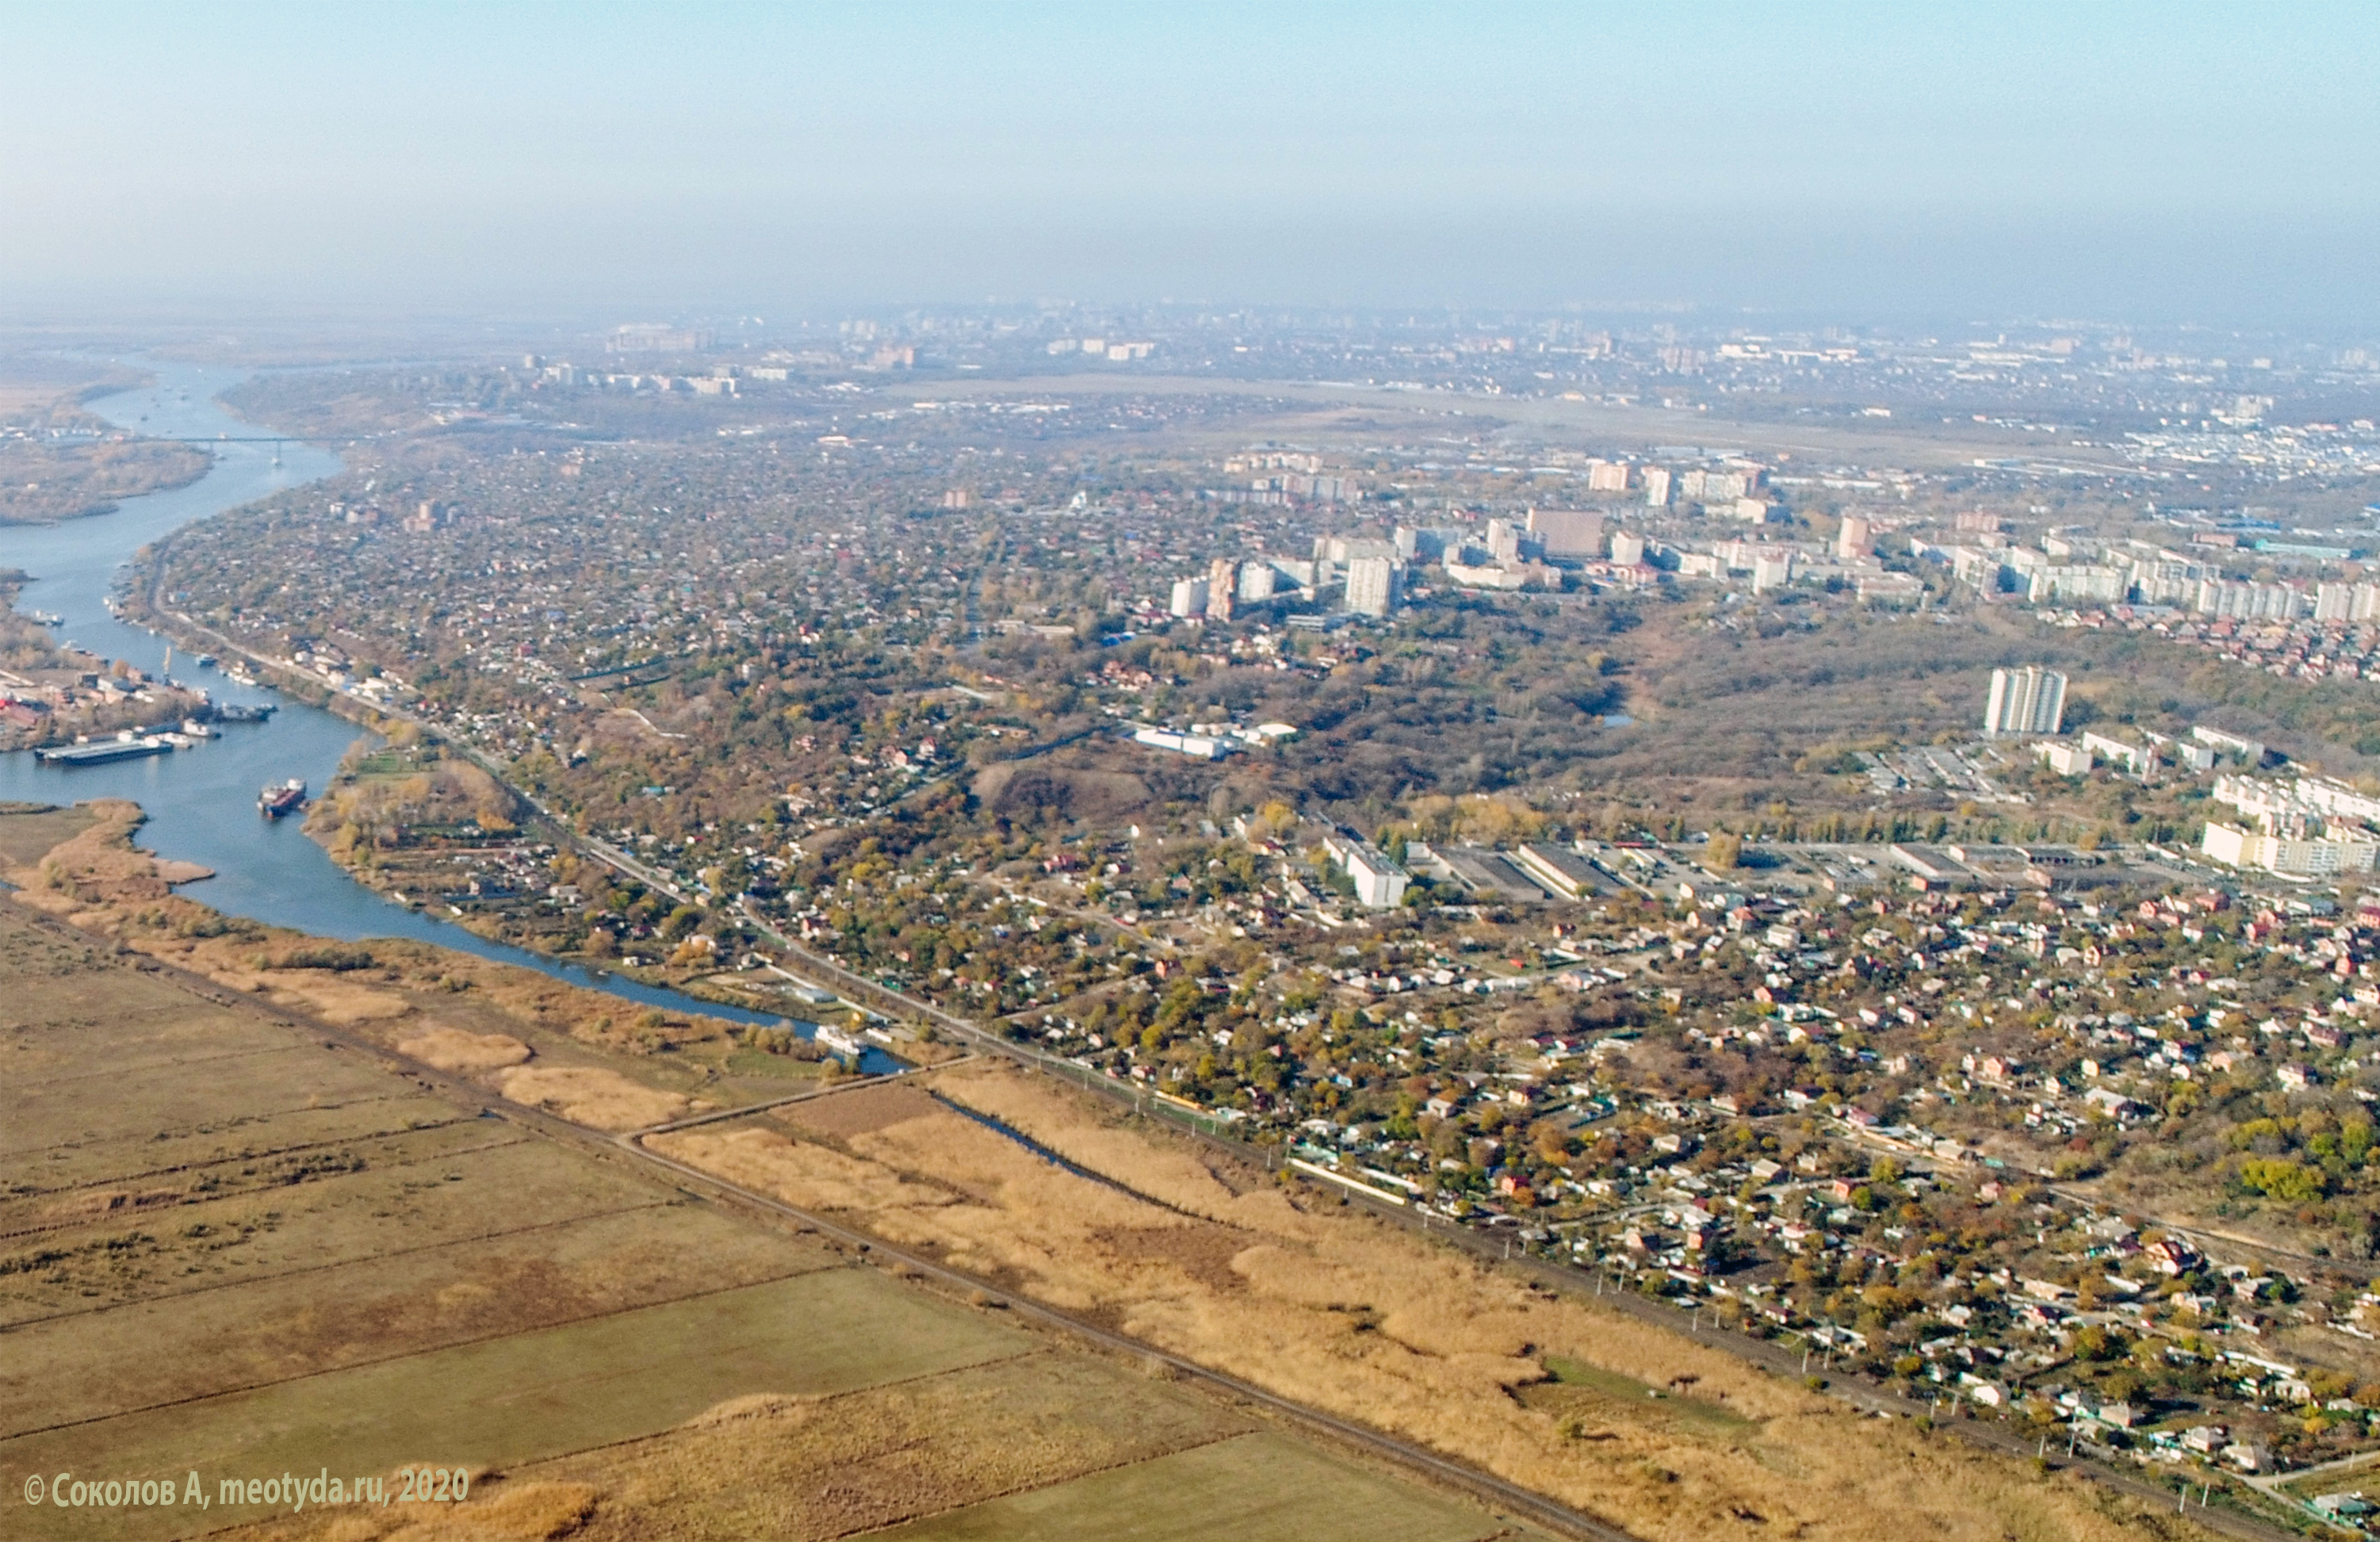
[4, 2, 2377, 327]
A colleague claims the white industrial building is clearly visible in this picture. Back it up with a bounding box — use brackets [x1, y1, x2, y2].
[1323, 836, 1410, 909]
[1131, 726, 1227, 760]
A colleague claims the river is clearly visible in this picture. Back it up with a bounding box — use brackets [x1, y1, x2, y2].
[0, 362, 885, 1061]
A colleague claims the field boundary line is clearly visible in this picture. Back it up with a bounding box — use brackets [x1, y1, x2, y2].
[0, 1195, 699, 1337]
[6, 1038, 362, 1090]
[618, 1135, 1632, 1542]
[626, 1052, 971, 1138]
[687, 922, 2294, 1542]
[828, 1426, 1272, 1539]
[0, 1118, 502, 1227]
[0, 1263, 844, 1445]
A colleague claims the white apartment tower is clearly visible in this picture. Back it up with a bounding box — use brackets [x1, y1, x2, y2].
[1345, 556, 1402, 618]
[1984, 666, 2068, 739]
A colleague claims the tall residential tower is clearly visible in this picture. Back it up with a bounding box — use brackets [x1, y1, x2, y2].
[1984, 666, 2068, 738]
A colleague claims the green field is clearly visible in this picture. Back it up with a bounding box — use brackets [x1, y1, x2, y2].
[1533, 1354, 1754, 1437]
[873, 1430, 1541, 1542]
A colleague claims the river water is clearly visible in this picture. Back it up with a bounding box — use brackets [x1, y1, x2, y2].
[0, 362, 873, 1054]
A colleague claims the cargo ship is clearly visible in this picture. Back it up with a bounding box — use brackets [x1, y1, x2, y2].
[216, 702, 275, 724]
[258, 779, 306, 817]
[36, 734, 173, 767]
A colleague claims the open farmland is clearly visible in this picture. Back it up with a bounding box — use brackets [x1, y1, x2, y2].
[4, 1274, 1027, 1541]
[0, 806, 1542, 1542]
[874, 1430, 1524, 1542]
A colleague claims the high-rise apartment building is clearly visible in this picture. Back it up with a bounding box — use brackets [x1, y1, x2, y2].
[1836, 515, 1873, 560]
[1984, 666, 2068, 738]
[1207, 559, 1238, 621]
[1345, 556, 1402, 618]
[1640, 467, 1672, 507]
[1526, 507, 1604, 557]
[1169, 577, 1209, 618]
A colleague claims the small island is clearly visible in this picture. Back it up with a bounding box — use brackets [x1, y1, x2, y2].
[0, 360, 211, 525]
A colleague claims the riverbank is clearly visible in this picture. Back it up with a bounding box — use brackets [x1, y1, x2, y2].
[113, 566, 887, 1038]
[0, 570, 214, 752]
[2, 798, 850, 1126]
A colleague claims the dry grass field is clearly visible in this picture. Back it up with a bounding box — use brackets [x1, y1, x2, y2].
[3, 1273, 1028, 1540]
[0, 801, 95, 864]
[649, 1060, 2228, 1542]
[202, 1354, 1543, 1542]
[0, 804, 1542, 1542]
[3, 802, 809, 1116]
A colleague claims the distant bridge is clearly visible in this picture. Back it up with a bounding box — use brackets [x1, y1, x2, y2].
[147, 435, 350, 446]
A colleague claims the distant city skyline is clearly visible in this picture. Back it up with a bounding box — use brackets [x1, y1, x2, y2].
[2, 2, 2375, 323]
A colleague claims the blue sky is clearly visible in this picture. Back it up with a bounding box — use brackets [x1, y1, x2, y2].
[2, 2, 2374, 322]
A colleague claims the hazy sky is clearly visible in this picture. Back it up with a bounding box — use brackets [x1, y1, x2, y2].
[3, 2, 2374, 323]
